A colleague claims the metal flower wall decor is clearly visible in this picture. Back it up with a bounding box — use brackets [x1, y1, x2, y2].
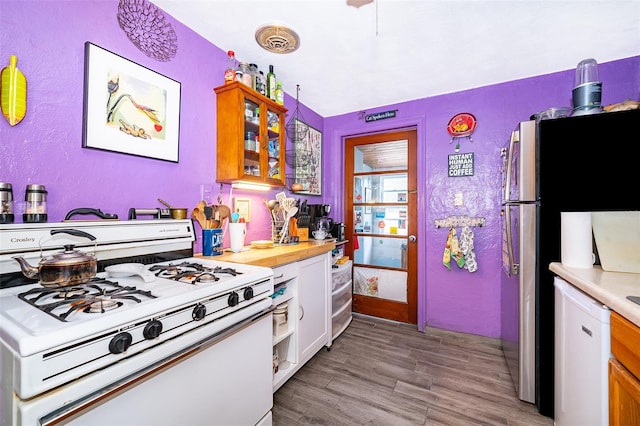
[117, 0, 178, 62]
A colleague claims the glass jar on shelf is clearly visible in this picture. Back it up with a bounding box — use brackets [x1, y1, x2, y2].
[239, 62, 252, 87]
[249, 63, 258, 91]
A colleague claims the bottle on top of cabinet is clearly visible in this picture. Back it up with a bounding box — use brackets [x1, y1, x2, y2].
[258, 71, 266, 96]
[275, 82, 284, 105]
[267, 65, 277, 101]
[224, 50, 237, 84]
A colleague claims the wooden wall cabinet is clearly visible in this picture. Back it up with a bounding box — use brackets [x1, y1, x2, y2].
[214, 82, 287, 187]
[609, 311, 640, 426]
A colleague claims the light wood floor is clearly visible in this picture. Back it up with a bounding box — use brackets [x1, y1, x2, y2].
[273, 314, 554, 425]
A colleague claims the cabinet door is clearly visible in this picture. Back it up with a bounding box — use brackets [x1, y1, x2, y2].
[297, 253, 331, 363]
[263, 106, 284, 184]
[609, 358, 640, 426]
[243, 97, 262, 179]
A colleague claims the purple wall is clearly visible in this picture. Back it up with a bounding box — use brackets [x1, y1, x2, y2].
[1, 1, 637, 338]
[323, 59, 639, 337]
[0, 0, 324, 251]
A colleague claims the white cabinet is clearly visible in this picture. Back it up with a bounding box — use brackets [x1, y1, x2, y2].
[330, 260, 352, 343]
[272, 252, 331, 392]
[297, 253, 332, 362]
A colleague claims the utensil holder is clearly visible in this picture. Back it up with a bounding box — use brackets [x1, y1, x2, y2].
[272, 220, 286, 244]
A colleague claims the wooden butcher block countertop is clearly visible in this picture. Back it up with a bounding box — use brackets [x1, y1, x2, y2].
[201, 240, 336, 268]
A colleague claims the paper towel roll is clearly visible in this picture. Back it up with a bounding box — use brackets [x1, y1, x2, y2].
[229, 222, 246, 253]
[561, 212, 594, 268]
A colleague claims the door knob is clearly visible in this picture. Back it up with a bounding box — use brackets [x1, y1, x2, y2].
[408, 235, 416, 242]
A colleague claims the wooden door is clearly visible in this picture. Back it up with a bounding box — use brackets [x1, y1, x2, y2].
[344, 129, 417, 324]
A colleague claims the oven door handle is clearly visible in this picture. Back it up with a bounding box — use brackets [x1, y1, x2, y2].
[41, 304, 275, 426]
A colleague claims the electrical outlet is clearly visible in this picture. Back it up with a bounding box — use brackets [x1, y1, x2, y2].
[454, 192, 463, 206]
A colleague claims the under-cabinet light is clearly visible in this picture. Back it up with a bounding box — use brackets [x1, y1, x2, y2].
[231, 182, 271, 192]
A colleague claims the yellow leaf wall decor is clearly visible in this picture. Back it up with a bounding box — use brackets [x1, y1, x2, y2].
[1, 55, 27, 126]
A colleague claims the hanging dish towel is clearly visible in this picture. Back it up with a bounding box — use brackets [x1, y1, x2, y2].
[443, 228, 465, 270]
[460, 225, 478, 272]
[442, 228, 453, 270]
[451, 228, 466, 268]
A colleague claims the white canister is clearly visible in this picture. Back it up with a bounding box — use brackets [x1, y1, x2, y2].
[228, 222, 246, 252]
[273, 303, 288, 337]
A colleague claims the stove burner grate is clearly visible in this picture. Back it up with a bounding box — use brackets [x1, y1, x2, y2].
[148, 262, 242, 284]
[212, 267, 243, 276]
[18, 279, 157, 322]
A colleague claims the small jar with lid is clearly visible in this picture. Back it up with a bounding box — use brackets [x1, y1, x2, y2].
[23, 184, 48, 223]
[0, 182, 14, 224]
[239, 62, 252, 87]
[249, 63, 258, 91]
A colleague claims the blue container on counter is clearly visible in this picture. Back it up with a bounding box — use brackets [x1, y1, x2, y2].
[202, 228, 223, 256]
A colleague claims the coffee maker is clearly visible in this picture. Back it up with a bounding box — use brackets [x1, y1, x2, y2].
[308, 204, 333, 234]
[307, 203, 345, 241]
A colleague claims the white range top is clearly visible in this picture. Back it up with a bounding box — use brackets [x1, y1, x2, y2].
[549, 262, 640, 327]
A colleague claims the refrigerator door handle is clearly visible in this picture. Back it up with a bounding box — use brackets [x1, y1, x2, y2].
[504, 129, 518, 202]
[504, 205, 518, 276]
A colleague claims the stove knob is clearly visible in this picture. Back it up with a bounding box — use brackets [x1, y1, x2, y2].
[143, 320, 163, 339]
[228, 291, 239, 307]
[243, 287, 254, 300]
[192, 303, 206, 321]
[109, 332, 132, 354]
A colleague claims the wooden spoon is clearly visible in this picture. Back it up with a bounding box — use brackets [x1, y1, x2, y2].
[191, 207, 207, 229]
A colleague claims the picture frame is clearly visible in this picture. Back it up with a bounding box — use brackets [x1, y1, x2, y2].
[233, 197, 251, 222]
[292, 118, 322, 195]
[82, 42, 181, 162]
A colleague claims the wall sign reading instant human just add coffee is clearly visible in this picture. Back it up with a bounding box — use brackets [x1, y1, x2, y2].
[448, 152, 474, 177]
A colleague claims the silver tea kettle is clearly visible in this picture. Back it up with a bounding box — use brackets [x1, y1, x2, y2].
[12, 229, 98, 288]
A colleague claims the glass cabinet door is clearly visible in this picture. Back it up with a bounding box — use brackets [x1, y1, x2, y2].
[243, 98, 261, 178]
[266, 108, 281, 181]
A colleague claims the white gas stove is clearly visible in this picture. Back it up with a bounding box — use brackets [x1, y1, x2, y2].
[0, 220, 274, 426]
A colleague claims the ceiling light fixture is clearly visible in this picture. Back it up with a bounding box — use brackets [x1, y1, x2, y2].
[255, 24, 300, 54]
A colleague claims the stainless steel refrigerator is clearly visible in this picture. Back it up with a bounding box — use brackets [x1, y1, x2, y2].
[500, 108, 640, 417]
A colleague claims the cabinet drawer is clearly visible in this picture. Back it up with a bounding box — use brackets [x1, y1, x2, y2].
[272, 263, 298, 285]
[331, 260, 352, 290]
[332, 300, 352, 337]
[332, 280, 352, 313]
[611, 311, 640, 380]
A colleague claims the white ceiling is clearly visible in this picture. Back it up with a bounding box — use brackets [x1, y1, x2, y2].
[151, 0, 640, 117]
